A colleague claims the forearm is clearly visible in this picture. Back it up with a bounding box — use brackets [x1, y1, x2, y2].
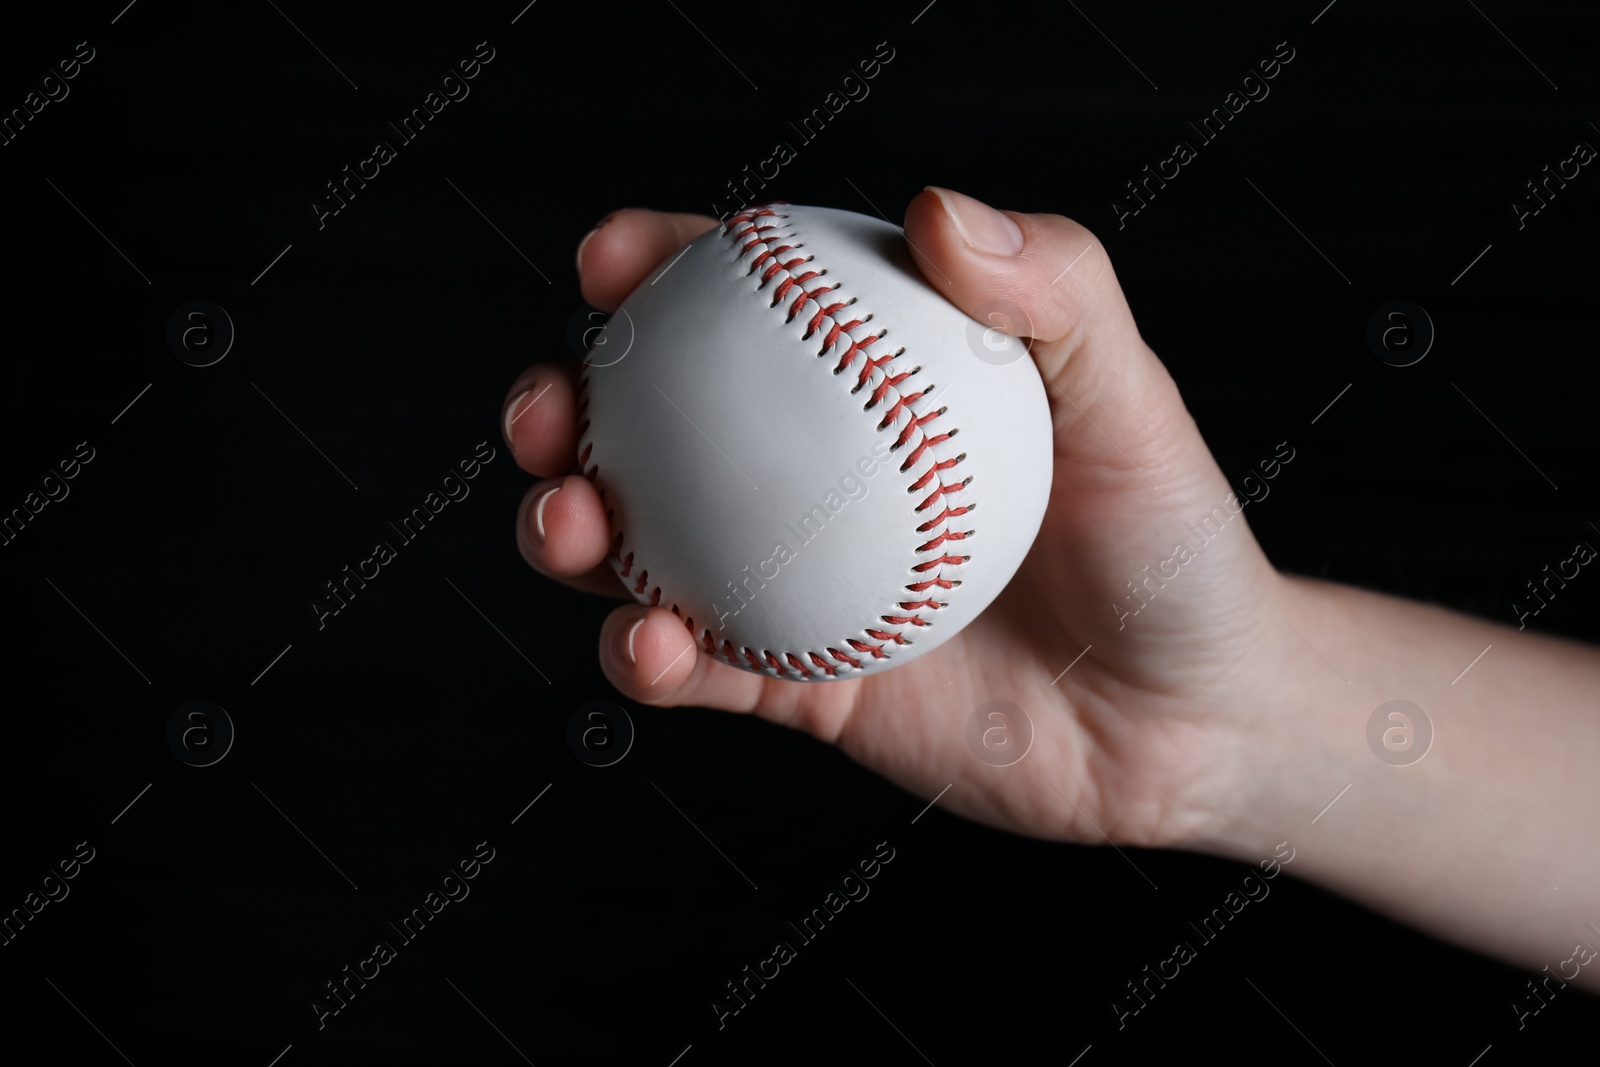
[1209, 571, 1600, 992]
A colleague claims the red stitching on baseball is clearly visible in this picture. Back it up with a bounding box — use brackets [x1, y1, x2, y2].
[733, 223, 781, 247]
[914, 476, 971, 514]
[749, 243, 805, 272]
[576, 202, 972, 678]
[916, 503, 972, 532]
[915, 529, 969, 553]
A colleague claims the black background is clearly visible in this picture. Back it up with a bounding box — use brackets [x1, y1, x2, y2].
[2, 1, 1598, 1063]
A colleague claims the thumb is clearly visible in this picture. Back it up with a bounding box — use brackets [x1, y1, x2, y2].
[904, 187, 1207, 489]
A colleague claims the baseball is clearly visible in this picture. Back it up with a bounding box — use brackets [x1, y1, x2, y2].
[576, 203, 1053, 681]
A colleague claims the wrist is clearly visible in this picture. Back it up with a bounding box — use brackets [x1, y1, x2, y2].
[1178, 569, 1366, 861]
[1175, 565, 1600, 984]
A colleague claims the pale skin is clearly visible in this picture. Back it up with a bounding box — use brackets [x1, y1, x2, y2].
[503, 187, 1600, 994]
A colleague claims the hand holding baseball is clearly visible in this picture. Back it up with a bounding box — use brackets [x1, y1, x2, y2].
[506, 189, 1600, 987]
[503, 188, 1290, 851]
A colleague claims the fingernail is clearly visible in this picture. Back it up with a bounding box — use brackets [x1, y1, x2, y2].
[530, 485, 560, 541]
[576, 212, 620, 274]
[624, 616, 645, 664]
[576, 229, 597, 274]
[927, 186, 1023, 256]
[503, 390, 531, 450]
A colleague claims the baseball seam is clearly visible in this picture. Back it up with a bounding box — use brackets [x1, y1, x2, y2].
[576, 203, 972, 679]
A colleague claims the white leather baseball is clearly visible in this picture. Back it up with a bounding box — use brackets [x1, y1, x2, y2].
[577, 203, 1052, 681]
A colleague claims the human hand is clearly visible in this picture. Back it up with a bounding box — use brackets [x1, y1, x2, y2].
[503, 188, 1296, 851]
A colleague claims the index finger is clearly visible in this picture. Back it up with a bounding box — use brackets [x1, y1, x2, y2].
[578, 209, 719, 311]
